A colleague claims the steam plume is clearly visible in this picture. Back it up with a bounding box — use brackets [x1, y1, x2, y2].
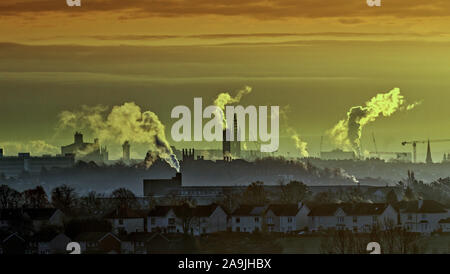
[58, 102, 180, 171]
[328, 88, 419, 154]
[213, 86, 252, 128]
[282, 106, 309, 157]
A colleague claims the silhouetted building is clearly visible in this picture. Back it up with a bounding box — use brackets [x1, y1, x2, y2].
[320, 149, 355, 160]
[0, 148, 3, 158]
[0, 150, 74, 178]
[61, 132, 108, 163]
[426, 140, 433, 164]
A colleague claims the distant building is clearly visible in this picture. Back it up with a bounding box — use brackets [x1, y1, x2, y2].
[0, 151, 74, 178]
[320, 149, 356, 160]
[61, 132, 108, 163]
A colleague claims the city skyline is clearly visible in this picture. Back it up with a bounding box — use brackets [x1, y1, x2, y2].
[1, 1, 450, 160]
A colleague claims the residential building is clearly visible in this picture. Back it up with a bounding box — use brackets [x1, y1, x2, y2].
[75, 232, 122, 254]
[104, 208, 146, 234]
[395, 200, 449, 234]
[308, 203, 398, 232]
[231, 205, 266, 233]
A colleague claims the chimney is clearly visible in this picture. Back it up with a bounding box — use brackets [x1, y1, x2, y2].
[418, 199, 423, 209]
[74, 132, 83, 144]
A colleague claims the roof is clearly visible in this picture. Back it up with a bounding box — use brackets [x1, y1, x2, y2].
[75, 232, 120, 242]
[23, 208, 59, 220]
[148, 205, 220, 218]
[0, 209, 23, 220]
[394, 200, 448, 214]
[308, 203, 390, 217]
[232, 205, 266, 216]
[2, 232, 25, 243]
[104, 208, 145, 219]
[439, 218, 450, 224]
[266, 204, 299, 216]
[30, 231, 61, 242]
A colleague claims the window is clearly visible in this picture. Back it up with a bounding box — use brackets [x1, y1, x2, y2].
[151, 218, 156, 225]
[267, 217, 273, 224]
[287, 217, 293, 223]
[118, 219, 124, 225]
[353, 216, 357, 223]
[255, 217, 260, 223]
[236, 227, 240, 232]
[236, 218, 240, 223]
[168, 218, 175, 225]
[372, 216, 378, 223]
[407, 214, 412, 221]
[337, 217, 344, 223]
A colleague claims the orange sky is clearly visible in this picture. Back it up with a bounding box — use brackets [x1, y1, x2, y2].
[1, 0, 450, 45]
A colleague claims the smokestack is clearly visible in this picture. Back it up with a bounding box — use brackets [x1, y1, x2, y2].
[74, 132, 83, 144]
[122, 141, 130, 162]
[426, 140, 433, 164]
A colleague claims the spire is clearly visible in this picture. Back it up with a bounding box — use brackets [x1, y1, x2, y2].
[426, 139, 433, 164]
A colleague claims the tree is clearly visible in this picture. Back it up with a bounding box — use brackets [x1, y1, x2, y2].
[0, 185, 22, 208]
[242, 181, 268, 205]
[111, 188, 138, 209]
[176, 203, 197, 235]
[386, 189, 398, 204]
[51, 185, 78, 213]
[404, 187, 416, 201]
[23, 186, 49, 208]
[279, 180, 310, 204]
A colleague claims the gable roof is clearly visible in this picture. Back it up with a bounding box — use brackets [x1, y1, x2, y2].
[75, 232, 120, 243]
[308, 203, 390, 217]
[104, 208, 145, 219]
[394, 200, 448, 214]
[266, 204, 299, 216]
[148, 206, 173, 217]
[23, 208, 59, 220]
[2, 232, 25, 243]
[192, 204, 221, 217]
[232, 205, 266, 216]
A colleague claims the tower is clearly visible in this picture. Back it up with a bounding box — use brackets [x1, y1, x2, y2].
[74, 132, 83, 144]
[122, 141, 130, 162]
[426, 140, 433, 164]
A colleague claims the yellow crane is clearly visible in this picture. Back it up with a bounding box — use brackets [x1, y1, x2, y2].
[401, 139, 450, 163]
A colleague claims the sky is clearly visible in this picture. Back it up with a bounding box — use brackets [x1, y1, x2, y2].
[1, 0, 450, 161]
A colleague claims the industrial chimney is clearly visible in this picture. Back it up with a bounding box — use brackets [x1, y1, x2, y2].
[122, 141, 130, 163]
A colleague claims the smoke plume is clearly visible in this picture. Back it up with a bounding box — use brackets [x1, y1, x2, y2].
[213, 86, 252, 128]
[0, 140, 60, 156]
[282, 106, 309, 157]
[58, 102, 180, 171]
[328, 88, 419, 155]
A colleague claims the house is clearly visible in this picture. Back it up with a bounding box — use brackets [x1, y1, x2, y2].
[147, 204, 227, 235]
[0, 208, 64, 231]
[395, 200, 449, 234]
[263, 203, 310, 233]
[231, 205, 266, 233]
[120, 232, 150, 254]
[1, 232, 26, 254]
[438, 218, 450, 233]
[28, 232, 71, 254]
[308, 203, 398, 232]
[75, 232, 122, 254]
[104, 208, 146, 234]
[191, 204, 228, 235]
[24, 208, 65, 230]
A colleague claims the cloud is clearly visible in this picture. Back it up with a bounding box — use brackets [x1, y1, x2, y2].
[1, 0, 450, 19]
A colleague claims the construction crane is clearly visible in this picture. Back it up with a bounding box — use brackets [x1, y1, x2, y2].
[401, 139, 450, 163]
